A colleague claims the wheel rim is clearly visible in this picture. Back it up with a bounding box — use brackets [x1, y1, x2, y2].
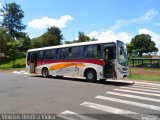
[43, 69, 48, 77]
[87, 72, 94, 80]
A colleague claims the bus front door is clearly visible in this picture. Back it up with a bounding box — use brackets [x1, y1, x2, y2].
[30, 53, 37, 73]
[103, 45, 115, 79]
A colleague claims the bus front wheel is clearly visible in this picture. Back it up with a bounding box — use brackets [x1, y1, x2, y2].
[42, 68, 49, 78]
[85, 69, 97, 82]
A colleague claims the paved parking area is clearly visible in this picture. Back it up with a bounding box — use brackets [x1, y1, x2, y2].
[0, 71, 160, 120]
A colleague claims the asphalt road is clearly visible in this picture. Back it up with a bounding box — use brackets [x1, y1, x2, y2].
[0, 71, 160, 120]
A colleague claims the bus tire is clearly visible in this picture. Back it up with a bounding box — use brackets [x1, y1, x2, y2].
[85, 69, 97, 82]
[42, 68, 49, 78]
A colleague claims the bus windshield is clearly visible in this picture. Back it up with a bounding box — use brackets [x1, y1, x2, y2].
[117, 40, 128, 67]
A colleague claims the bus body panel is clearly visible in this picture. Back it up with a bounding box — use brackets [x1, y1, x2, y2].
[115, 59, 128, 79]
[26, 40, 128, 80]
[26, 61, 104, 79]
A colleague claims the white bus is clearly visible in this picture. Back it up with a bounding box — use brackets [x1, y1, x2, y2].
[26, 40, 128, 82]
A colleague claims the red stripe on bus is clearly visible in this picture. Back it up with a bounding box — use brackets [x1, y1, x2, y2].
[27, 59, 104, 66]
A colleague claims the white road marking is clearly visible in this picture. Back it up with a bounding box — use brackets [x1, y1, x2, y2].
[114, 89, 160, 97]
[80, 101, 138, 114]
[95, 95, 160, 111]
[57, 110, 97, 120]
[106, 79, 134, 84]
[120, 87, 160, 93]
[106, 92, 160, 103]
[133, 84, 160, 88]
[80, 102, 141, 120]
[135, 82, 160, 87]
[131, 85, 160, 90]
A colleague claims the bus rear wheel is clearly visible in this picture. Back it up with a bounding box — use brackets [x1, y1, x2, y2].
[85, 69, 97, 82]
[42, 68, 49, 78]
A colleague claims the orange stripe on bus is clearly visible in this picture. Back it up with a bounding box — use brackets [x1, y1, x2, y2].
[50, 63, 85, 71]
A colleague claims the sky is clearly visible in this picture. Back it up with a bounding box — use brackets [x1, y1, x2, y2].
[0, 0, 160, 51]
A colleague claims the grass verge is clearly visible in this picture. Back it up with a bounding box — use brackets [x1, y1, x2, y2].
[128, 67, 160, 82]
[0, 57, 26, 70]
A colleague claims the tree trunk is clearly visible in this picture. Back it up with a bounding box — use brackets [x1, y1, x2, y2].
[12, 60, 15, 68]
[139, 52, 143, 57]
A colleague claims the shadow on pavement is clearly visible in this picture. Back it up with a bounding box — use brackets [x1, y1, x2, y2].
[29, 75, 134, 87]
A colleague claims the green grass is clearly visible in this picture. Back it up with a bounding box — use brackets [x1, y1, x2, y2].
[0, 57, 26, 69]
[128, 67, 160, 82]
[128, 74, 160, 82]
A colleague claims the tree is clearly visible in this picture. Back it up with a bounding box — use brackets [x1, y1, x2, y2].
[131, 34, 158, 57]
[0, 2, 26, 39]
[127, 43, 133, 54]
[5, 40, 22, 67]
[30, 26, 63, 48]
[0, 27, 8, 57]
[18, 33, 31, 51]
[41, 26, 63, 47]
[65, 40, 77, 44]
[65, 32, 91, 44]
[77, 32, 90, 42]
[31, 37, 43, 48]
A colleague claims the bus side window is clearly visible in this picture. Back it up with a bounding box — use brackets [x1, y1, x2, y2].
[68, 47, 72, 58]
[69, 46, 83, 59]
[62, 48, 68, 59]
[56, 48, 67, 59]
[38, 51, 44, 60]
[45, 50, 51, 59]
[56, 49, 62, 59]
[84, 45, 100, 59]
[84, 45, 90, 58]
[96, 45, 101, 58]
[53, 49, 57, 59]
[64, 48, 69, 59]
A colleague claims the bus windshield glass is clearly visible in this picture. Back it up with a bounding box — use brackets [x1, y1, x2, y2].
[117, 40, 128, 67]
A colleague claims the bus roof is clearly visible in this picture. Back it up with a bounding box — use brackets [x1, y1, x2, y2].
[27, 40, 119, 52]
